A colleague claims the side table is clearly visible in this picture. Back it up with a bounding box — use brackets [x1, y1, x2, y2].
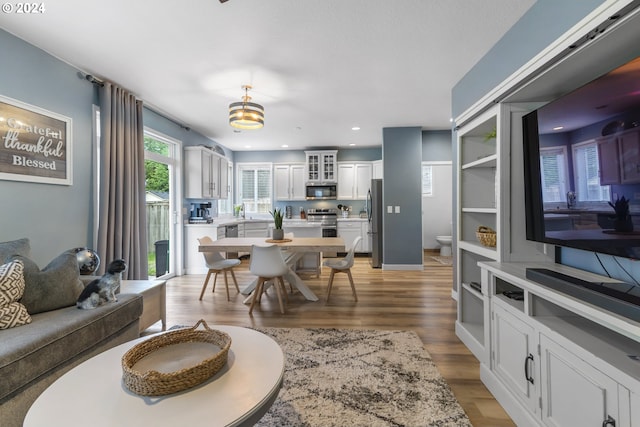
[120, 280, 166, 332]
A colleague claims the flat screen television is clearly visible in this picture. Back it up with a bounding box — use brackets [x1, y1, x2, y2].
[522, 55, 640, 259]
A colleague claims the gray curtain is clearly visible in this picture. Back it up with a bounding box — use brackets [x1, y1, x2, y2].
[96, 82, 148, 280]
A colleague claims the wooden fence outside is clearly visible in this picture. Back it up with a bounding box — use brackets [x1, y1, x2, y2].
[147, 201, 169, 250]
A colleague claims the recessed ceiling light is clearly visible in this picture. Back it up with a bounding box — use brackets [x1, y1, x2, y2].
[349, 143, 356, 146]
[553, 126, 564, 131]
[282, 144, 289, 148]
[244, 145, 252, 149]
[351, 126, 360, 131]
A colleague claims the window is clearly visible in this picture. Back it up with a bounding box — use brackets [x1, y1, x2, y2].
[572, 140, 610, 202]
[422, 165, 432, 196]
[540, 146, 568, 203]
[237, 163, 272, 213]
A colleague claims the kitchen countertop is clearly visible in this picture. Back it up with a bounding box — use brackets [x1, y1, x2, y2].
[337, 217, 368, 221]
[185, 216, 369, 227]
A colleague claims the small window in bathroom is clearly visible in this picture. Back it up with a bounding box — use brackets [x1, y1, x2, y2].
[422, 165, 432, 196]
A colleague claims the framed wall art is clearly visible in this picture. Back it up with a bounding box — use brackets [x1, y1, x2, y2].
[0, 95, 73, 185]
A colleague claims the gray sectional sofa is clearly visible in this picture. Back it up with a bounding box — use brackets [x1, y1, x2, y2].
[0, 239, 143, 427]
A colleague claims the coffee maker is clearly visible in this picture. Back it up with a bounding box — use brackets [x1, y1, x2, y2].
[189, 202, 212, 223]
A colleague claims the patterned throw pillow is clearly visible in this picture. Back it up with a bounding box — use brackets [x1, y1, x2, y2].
[0, 260, 32, 329]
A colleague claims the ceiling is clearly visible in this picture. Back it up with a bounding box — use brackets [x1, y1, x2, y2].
[0, 0, 535, 152]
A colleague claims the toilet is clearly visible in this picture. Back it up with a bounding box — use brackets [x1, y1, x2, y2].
[435, 235, 452, 257]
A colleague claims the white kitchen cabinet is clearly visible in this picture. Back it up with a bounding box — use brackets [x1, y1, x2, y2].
[274, 163, 306, 200]
[243, 221, 269, 237]
[219, 157, 229, 199]
[282, 223, 322, 276]
[184, 224, 219, 274]
[337, 162, 372, 200]
[305, 150, 337, 182]
[185, 146, 228, 199]
[372, 160, 383, 179]
[338, 220, 363, 252]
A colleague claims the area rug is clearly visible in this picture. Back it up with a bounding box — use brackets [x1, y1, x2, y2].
[429, 256, 453, 266]
[253, 327, 471, 427]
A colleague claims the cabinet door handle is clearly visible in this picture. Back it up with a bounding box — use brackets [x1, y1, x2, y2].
[602, 415, 616, 427]
[524, 353, 534, 384]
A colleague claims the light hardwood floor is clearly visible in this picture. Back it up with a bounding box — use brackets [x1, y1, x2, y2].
[153, 252, 515, 427]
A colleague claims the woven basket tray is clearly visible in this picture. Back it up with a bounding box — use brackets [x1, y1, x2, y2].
[476, 226, 497, 247]
[121, 319, 231, 396]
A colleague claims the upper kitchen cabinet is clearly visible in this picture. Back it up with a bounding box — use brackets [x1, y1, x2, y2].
[274, 163, 306, 201]
[184, 146, 228, 199]
[305, 150, 337, 182]
[372, 160, 383, 179]
[597, 127, 640, 185]
[337, 162, 372, 200]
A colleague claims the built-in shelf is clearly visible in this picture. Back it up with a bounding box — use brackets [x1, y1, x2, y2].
[461, 207, 498, 214]
[458, 240, 497, 258]
[462, 154, 497, 170]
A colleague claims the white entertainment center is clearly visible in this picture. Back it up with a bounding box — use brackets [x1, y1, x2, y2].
[454, 2, 640, 426]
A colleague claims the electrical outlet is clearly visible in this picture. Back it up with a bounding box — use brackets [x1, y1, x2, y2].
[395, 206, 400, 213]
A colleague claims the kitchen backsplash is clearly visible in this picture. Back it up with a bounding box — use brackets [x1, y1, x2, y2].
[274, 200, 367, 217]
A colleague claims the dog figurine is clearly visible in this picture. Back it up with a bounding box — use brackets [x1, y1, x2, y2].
[76, 259, 127, 309]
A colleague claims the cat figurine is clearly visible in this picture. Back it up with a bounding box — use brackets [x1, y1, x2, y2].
[76, 259, 127, 309]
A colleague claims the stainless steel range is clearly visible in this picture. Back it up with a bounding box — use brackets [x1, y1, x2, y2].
[306, 208, 338, 238]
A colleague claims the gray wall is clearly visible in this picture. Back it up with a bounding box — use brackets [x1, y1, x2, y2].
[0, 29, 95, 266]
[382, 127, 423, 266]
[422, 130, 452, 161]
[0, 29, 221, 266]
[452, 0, 606, 118]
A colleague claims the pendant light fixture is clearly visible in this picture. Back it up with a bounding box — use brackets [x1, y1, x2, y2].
[229, 85, 264, 130]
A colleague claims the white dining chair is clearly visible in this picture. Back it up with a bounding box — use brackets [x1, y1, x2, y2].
[323, 236, 362, 302]
[249, 245, 290, 314]
[197, 236, 241, 301]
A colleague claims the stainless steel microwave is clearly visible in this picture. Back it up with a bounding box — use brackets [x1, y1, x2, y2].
[305, 183, 337, 200]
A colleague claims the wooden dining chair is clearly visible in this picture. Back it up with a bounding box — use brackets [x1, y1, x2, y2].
[323, 236, 362, 302]
[197, 236, 241, 301]
[248, 245, 290, 314]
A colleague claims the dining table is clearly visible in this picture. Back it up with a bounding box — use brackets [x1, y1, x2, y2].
[198, 237, 345, 301]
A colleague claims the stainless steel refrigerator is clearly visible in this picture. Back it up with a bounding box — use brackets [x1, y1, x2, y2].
[367, 179, 383, 268]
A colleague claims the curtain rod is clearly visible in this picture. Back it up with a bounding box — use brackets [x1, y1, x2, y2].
[81, 72, 191, 131]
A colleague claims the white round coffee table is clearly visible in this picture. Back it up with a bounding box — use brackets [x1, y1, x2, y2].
[24, 325, 284, 427]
